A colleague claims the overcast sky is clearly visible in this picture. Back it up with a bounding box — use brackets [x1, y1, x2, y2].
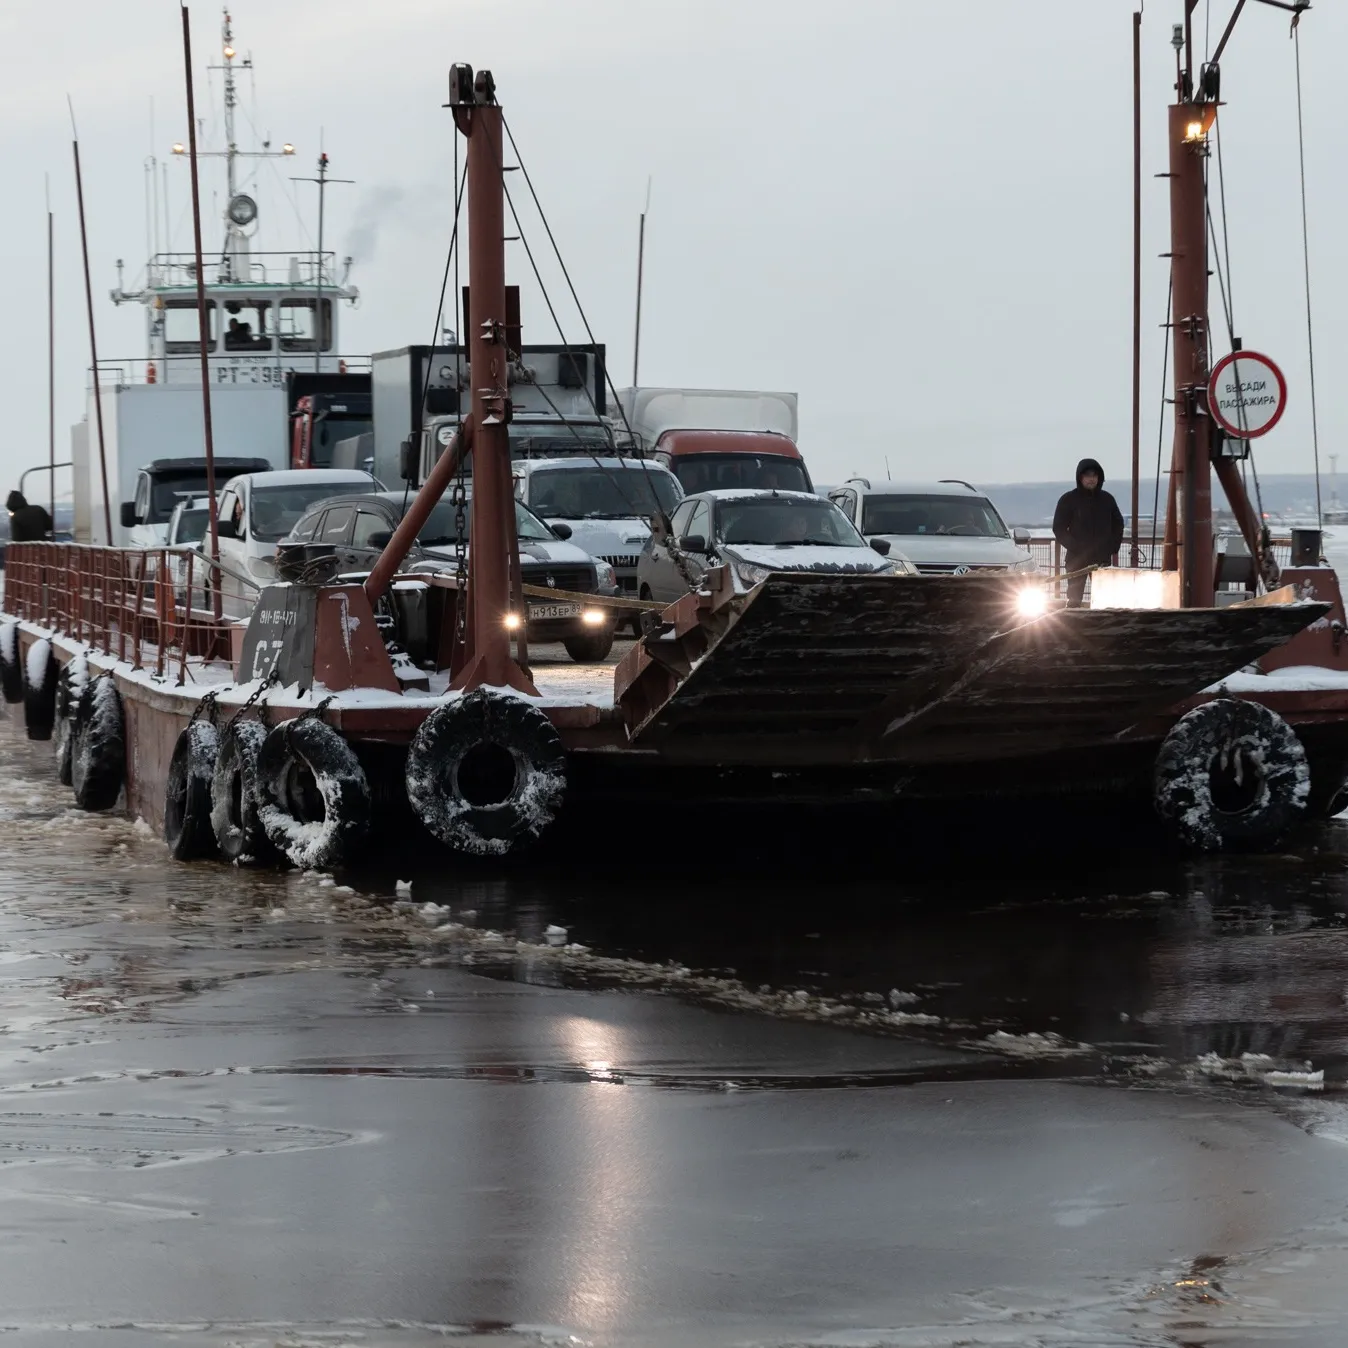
[1, 0, 1342, 499]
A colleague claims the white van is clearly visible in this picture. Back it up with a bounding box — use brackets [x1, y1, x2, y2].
[215, 468, 380, 614]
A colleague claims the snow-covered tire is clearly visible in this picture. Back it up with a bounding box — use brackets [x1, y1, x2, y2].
[0, 622, 22, 705]
[1154, 698, 1310, 851]
[21, 638, 57, 741]
[165, 721, 219, 861]
[210, 719, 276, 866]
[256, 717, 370, 869]
[70, 677, 125, 813]
[54, 654, 88, 787]
[405, 689, 566, 857]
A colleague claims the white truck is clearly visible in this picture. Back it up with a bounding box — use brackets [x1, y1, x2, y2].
[72, 384, 288, 546]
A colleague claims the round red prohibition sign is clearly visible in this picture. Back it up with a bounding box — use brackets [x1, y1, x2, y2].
[1207, 350, 1287, 439]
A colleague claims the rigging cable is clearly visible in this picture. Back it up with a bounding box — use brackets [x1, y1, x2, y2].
[1150, 275, 1173, 565]
[1293, 22, 1322, 523]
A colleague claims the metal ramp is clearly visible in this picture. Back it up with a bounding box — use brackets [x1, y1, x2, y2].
[615, 573, 1329, 766]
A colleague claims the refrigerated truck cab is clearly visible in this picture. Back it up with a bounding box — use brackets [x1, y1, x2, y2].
[119, 456, 273, 547]
[617, 387, 811, 495]
[290, 392, 374, 469]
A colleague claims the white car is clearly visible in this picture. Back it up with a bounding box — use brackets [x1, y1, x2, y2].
[828, 479, 1037, 575]
[638, 489, 912, 602]
[215, 468, 381, 614]
[512, 456, 684, 603]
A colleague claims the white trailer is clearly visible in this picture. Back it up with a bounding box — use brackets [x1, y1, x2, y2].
[617, 387, 799, 450]
[72, 384, 287, 545]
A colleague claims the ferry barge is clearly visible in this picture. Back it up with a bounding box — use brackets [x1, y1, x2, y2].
[5, 9, 1348, 867]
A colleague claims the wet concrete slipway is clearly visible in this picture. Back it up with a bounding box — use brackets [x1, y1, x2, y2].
[8, 683, 1348, 1346]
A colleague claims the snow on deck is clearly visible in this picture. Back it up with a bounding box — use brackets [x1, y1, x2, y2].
[3, 616, 621, 714]
[1206, 664, 1348, 695]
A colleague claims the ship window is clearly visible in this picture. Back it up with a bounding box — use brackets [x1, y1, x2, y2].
[222, 300, 273, 353]
[163, 299, 217, 354]
[278, 298, 333, 353]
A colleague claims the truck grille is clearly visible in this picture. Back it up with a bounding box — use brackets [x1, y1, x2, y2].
[599, 553, 642, 570]
[522, 563, 595, 594]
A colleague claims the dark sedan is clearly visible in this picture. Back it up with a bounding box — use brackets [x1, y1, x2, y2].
[277, 491, 621, 662]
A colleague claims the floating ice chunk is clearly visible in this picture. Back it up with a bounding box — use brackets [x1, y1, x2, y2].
[544, 924, 568, 947]
[888, 988, 919, 1008]
[395, 879, 413, 898]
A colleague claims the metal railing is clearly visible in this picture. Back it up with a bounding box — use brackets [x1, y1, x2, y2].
[91, 354, 372, 389]
[1023, 533, 1295, 578]
[2, 543, 250, 683]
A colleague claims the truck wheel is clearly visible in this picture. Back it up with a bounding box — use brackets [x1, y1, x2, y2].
[405, 688, 566, 856]
[0, 622, 22, 704]
[563, 629, 615, 663]
[71, 677, 125, 812]
[21, 638, 58, 741]
[1154, 698, 1309, 851]
[164, 722, 219, 861]
[256, 717, 371, 869]
[211, 719, 277, 865]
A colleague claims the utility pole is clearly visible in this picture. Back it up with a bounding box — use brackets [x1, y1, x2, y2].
[632, 177, 651, 388]
[292, 148, 353, 376]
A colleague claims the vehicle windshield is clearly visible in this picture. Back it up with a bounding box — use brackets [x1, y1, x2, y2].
[413, 499, 556, 547]
[171, 508, 210, 546]
[251, 481, 372, 541]
[149, 473, 212, 523]
[862, 494, 1009, 538]
[527, 466, 681, 519]
[509, 421, 614, 457]
[718, 497, 864, 547]
[675, 454, 810, 495]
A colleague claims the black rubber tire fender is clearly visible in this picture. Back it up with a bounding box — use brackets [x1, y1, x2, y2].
[21, 638, 58, 741]
[0, 622, 22, 705]
[1154, 697, 1309, 851]
[54, 655, 88, 788]
[70, 676, 125, 813]
[563, 628, 615, 663]
[210, 719, 277, 865]
[256, 717, 371, 869]
[405, 688, 566, 857]
[165, 721, 219, 861]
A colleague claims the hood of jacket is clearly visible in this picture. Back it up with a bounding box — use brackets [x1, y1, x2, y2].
[6, 491, 25, 512]
[1075, 459, 1106, 490]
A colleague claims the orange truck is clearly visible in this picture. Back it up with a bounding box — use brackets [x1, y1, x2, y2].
[618, 387, 811, 495]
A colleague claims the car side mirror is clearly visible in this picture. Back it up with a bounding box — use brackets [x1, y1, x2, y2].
[679, 534, 706, 554]
[367, 530, 393, 548]
[550, 521, 573, 540]
[869, 537, 891, 556]
[120, 502, 137, 529]
[217, 516, 239, 540]
[1013, 528, 1031, 545]
[399, 437, 418, 484]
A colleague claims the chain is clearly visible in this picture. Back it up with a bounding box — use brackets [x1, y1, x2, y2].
[452, 456, 469, 654]
[293, 694, 335, 727]
[189, 687, 221, 728]
[226, 666, 280, 731]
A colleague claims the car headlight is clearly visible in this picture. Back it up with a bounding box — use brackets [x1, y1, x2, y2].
[734, 562, 772, 587]
[594, 560, 616, 590]
[877, 557, 916, 576]
[1013, 556, 1039, 573]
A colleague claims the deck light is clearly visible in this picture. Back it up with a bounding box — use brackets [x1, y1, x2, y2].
[1015, 587, 1049, 619]
[1183, 103, 1218, 143]
[582, 609, 606, 626]
[282, 143, 295, 155]
[504, 613, 522, 631]
[172, 143, 185, 155]
[223, 45, 235, 59]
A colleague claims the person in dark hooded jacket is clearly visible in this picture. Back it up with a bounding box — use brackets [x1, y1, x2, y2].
[1052, 458, 1124, 607]
[6, 491, 53, 543]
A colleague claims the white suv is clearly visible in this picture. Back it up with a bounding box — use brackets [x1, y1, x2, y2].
[828, 479, 1036, 575]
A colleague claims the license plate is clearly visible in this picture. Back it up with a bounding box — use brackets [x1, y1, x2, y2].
[528, 602, 582, 621]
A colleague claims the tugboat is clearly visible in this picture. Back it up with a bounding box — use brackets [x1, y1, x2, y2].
[3, 5, 1348, 868]
[74, 9, 365, 549]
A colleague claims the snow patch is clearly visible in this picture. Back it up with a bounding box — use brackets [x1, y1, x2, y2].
[1193, 1051, 1324, 1090]
[24, 637, 50, 690]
